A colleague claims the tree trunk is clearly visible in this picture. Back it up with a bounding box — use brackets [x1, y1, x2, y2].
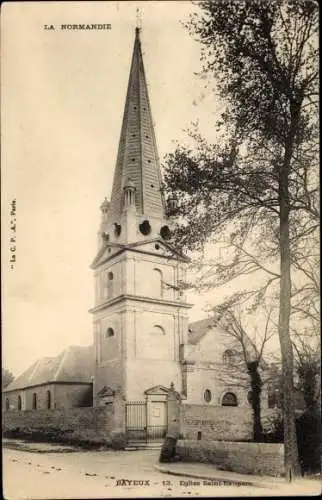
[248, 361, 263, 442]
[278, 113, 301, 479]
[253, 386, 262, 442]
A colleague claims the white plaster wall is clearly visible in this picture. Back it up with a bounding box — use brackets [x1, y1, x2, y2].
[187, 326, 242, 364]
[135, 256, 176, 301]
[184, 326, 269, 409]
[185, 366, 251, 407]
[99, 311, 122, 363]
[95, 258, 125, 304]
[123, 302, 184, 400]
[92, 238, 189, 402]
[125, 358, 182, 400]
[135, 310, 174, 360]
[124, 305, 180, 360]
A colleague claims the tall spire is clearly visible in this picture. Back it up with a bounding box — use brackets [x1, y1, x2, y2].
[108, 28, 165, 224]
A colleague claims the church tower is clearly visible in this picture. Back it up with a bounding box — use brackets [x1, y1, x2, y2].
[90, 28, 191, 404]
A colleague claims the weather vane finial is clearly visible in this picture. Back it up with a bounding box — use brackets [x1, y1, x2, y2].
[136, 7, 142, 31]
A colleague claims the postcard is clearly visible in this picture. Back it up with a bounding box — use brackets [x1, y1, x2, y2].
[2, 1, 320, 499]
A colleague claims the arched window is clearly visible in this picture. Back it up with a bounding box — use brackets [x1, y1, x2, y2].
[32, 393, 37, 410]
[102, 270, 114, 299]
[18, 395, 22, 411]
[47, 390, 52, 409]
[247, 390, 253, 405]
[140, 324, 168, 360]
[107, 271, 114, 297]
[222, 392, 238, 407]
[106, 327, 114, 338]
[150, 325, 165, 336]
[6, 398, 9, 411]
[223, 349, 238, 366]
[204, 389, 212, 403]
[152, 268, 163, 296]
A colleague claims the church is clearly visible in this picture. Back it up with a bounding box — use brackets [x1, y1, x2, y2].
[4, 29, 265, 429]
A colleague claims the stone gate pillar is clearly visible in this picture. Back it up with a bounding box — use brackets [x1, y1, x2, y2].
[111, 390, 126, 449]
[166, 382, 181, 428]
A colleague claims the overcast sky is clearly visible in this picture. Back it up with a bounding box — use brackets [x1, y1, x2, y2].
[2, 1, 232, 377]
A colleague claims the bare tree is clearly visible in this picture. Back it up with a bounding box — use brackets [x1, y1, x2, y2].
[211, 301, 276, 441]
[163, 0, 319, 479]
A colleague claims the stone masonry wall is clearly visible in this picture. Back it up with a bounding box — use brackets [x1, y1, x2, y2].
[180, 404, 253, 441]
[2, 406, 118, 447]
[180, 404, 278, 441]
[54, 384, 92, 408]
[176, 440, 284, 477]
[3, 384, 92, 411]
[4, 384, 56, 411]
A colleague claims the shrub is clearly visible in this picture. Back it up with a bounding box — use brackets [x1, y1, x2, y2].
[262, 410, 321, 474]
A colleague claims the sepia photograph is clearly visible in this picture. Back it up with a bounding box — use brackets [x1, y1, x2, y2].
[1, 0, 320, 498]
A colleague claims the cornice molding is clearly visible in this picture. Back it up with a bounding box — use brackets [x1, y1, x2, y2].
[89, 294, 193, 313]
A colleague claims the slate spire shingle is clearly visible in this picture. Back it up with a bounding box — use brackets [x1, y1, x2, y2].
[108, 28, 165, 223]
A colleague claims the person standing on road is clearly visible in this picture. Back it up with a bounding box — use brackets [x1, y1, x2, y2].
[159, 417, 180, 462]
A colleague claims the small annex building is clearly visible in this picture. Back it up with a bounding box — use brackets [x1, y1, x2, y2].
[181, 317, 268, 409]
[3, 345, 94, 411]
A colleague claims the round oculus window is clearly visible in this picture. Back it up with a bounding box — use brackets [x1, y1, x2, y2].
[160, 225, 171, 240]
[139, 220, 151, 235]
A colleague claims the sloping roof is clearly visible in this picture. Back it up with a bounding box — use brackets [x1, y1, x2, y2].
[97, 386, 115, 397]
[187, 317, 261, 365]
[91, 237, 189, 269]
[108, 27, 165, 223]
[188, 317, 217, 345]
[144, 385, 171, 395]
[4, 345, 94, 392]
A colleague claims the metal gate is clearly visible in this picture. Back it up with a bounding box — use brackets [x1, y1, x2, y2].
[126, 400, 167, 444]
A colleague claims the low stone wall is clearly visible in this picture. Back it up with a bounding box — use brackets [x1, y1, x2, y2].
[180, 404, 279, 441]
[2, 405, 125, 448]
[180, 404, 252, 441]
[176, 440, 284, 477]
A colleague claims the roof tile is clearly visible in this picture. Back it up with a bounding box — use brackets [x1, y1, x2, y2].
[4, 345, 94, 392]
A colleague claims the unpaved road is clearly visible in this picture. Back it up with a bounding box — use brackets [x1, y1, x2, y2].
[4, 447, 171, 499]
[3, 446, 321, 499]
